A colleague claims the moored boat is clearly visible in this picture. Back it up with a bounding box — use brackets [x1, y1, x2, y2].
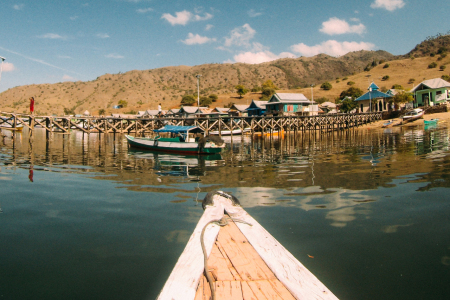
[209, 128, 251, 136]
[157, 191, 338, 300]
[402, 108, 424, 123]
[125, 125, 225, 155]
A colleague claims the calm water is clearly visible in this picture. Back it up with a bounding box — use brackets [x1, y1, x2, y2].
[1, 124, 450, 300]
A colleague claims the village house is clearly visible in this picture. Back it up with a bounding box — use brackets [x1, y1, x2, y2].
[246, 100, 267, 116]
[355, 82, 392, 112]
[228, 104, 249, 117]
[265, 93, 317, 116]
[178, 106, 208, 118]
[137, 110, 163, 118]
[410, 78, 450, 107]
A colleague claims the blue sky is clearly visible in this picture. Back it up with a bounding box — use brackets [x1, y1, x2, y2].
[0, 0, 449, 92]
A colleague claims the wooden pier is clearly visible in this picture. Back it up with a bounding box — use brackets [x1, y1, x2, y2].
[1, 111, 382, 136]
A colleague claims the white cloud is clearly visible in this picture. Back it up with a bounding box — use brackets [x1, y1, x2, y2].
[137, 7, 153, 13]
[1, 62, 15, 72]
[371, 0, 405, 11]
[96, 33, 110, 39]
[291, 40, 375, 57]
[70, 16, 78, 20]
[13, 4, 24, 10]
[37, 33, 67, 40]
[231, 51, 295, 64]
[161, 10, 213, 26]
[162, 10, 192, 25]
[62, 75, 75, 81]
[194, 12, 213, 21]
[205, 24, 214, 31]
[320, 17, 366, 35]
[182, 33, 216, 45]
[248, 9, 263, 17]
[350, 18, 360, 22]
[105, 53, 124, 59]
[224, 24, 256, 48]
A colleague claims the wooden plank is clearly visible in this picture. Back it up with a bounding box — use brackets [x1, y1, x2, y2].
[157, 203, 224, 300]
[215, 239, 242, 281]
[215, 281, 243, 300]
[216, 221, 276, 282]
[221, 199, 339, 300]
[194, 276, 211, 300]
[208, 243, 235, 281]
[246, 280, 296, 300]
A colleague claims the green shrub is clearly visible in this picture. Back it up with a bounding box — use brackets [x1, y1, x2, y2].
[428, 62, 437, 68]
[382, 75, 389, 81]
[392, 84, 404, 90]
[441, 75, 450, 81]
[342, 77, 348, 80]
[440, 65, 447, 71]
[408, 78, 415, 84]
[320, 82, 332, 90]
[383, 63, 390, 69]
[347, 81, 355, 86]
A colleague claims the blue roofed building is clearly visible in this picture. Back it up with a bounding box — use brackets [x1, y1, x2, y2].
[355, 82, 392, 112]
[246, 100, 267, 116]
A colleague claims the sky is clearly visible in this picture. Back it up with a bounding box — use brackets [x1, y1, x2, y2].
[0, 0, 449, 93]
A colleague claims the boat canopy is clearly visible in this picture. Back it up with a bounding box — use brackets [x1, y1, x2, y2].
[154, 125, 204, 134]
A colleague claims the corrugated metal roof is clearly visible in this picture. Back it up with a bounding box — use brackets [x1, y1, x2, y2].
[271, 93, 309, 102]
[230, 104, 249, 111]
[411, 78, 450, 92]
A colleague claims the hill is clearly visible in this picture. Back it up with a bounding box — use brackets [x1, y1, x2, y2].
[0, 35, 449, 116]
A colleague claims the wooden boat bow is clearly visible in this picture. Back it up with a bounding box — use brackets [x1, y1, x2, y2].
[157, 191, 338, 300]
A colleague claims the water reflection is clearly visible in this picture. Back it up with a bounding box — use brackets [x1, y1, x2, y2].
[1, 126, 450, 194]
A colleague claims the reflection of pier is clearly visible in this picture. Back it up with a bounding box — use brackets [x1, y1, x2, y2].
[1, 112, 382, 136]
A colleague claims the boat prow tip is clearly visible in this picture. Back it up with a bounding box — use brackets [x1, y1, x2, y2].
[202, 190, 240, 210]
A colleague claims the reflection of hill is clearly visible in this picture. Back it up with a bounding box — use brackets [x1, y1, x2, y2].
[1, 126, 450, 196]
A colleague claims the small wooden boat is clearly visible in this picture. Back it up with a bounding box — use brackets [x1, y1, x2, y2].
[157, 191, 338, 300]
[125, 125, 225, 155]
[209, 128, 251, 136]
[402, 108, 424, 124]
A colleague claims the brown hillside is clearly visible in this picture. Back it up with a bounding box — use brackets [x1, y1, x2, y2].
[1, 35, 450, 116]
[0, 50, 394, 116]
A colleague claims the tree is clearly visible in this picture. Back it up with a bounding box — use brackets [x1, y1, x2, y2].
[428, 62, 437, 68]
[391, 84, 404, 90]
[339, 86, 363, 100]
[235, 85, 248, 98]
[261, 80, 277, 100]
[320, 82, 332, 90]
[392, 91, 414, 105]
[118, 100, 128, 108]
[339, 97, 357, 113]
[200, 96, 212, 107]
[208, 94, 218, 102]
[442, 75, 450, 81]
[98, 108, 106, 115]
[181, 95, 196, 106]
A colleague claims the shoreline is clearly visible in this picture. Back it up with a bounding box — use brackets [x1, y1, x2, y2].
[359, 111, 450, 130]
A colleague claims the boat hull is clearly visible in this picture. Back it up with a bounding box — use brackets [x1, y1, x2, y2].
[125, 135, 223, 154]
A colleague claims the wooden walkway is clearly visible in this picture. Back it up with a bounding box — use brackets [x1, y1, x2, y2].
[1, 112, 382, 136]
[195, 216, 295, 300]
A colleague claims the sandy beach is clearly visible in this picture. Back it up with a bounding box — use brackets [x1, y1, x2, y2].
[359, 110, 450, 129]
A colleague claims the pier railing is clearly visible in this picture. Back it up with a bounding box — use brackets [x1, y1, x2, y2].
[1, 112, 382, 135]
